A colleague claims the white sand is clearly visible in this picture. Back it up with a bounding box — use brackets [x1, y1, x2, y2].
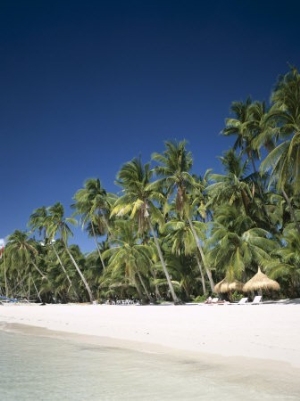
[1, 302, 300, 372]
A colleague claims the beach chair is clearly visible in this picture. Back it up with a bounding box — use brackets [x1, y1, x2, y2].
[251, 295, 262, 305]
[229, 297, 248, 305]
[239, 297, 249, 304]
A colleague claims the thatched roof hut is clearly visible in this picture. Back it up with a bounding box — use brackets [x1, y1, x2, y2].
[243, 267, 280, 292]
[214, 278, 244, 294]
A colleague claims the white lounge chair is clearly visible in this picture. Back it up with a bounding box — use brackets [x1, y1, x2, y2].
[251, 295, 262, 305]
[229, 297, 248, 305]
[237, 297, 249, 305]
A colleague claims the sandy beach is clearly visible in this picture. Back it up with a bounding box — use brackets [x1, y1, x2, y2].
[1, 301, 300, 384]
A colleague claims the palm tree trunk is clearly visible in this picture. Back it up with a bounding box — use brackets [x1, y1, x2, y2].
[31, 275, 42, 303]
[51, 244, 74, 289]
[32, 261, 48, 279]
[147, 218, 179, 303]
[150, 267, 162, 300]
[187, 217, 215, 291]
[64, 245, 94, 303]
[91, 221, 106, 270]
[136, 271, 152, 302]
[195, 254, 207, 295]
[133, 276, 144, 301]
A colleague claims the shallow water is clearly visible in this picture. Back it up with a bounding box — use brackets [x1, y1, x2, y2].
[0, 327, 299, 401]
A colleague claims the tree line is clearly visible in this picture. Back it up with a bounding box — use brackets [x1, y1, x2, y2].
[1, 66, 300, 304]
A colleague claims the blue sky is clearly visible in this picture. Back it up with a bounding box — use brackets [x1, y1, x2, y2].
[1, 0, 299, 252]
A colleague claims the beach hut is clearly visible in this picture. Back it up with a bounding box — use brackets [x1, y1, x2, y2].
[214, 278, 244, 294]
[243, 267, 280, 293]
[214, 278, 244, 301]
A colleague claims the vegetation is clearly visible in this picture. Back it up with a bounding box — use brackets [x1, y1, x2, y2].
[1, 66, 300, 303]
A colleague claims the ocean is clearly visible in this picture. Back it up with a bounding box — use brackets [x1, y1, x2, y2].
[0, 326, 299, 401]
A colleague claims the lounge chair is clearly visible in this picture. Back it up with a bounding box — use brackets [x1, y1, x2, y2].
[251, 295, 262, 305]
[229, 297, 248, 305]
[237, 297, 249, 305]
[229, 296, 263, 305]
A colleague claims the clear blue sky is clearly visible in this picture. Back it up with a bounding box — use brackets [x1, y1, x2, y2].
[1, 0, 299, 252]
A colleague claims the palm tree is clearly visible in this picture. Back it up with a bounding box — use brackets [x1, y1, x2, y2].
[164, 217, 207, 294]
[111, 157, 179, 303]
[222, 97, 267, 174]
[41, 241, 75, 303]
[72, 178, 113, 270]
[47, 202, 94, 303]
[206, 150, 253, 211]
[151, 140, 214, 290]
[4, 230, 47, 300]
[102, 219, 153, 302]
[260, 67, 300, 233]
[6, 230, 46, 278]
[251, 100, 276, 154]
[206, 149, 271, 232]
[160, 249, 197, 301]
[207, 205, 276, 282]
[151, 140, 194, 209]
[28, 206, 74, 293]
[222, 99, 275, 225]
[266, 226, 300, 297]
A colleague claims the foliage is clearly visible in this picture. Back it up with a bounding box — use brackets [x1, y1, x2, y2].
[2, 66, 300, 302]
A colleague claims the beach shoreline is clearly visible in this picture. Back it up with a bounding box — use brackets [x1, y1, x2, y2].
[1, 302, 300, 384]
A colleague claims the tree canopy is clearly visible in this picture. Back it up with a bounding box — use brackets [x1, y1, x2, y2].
[2, 67, 300, 303]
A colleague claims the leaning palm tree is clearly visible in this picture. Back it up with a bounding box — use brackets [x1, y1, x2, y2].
[4, 230, 47, 300]
[28, 206, 74, 292]
[72, 178, 114, 270]
[41, 241, 76, 303]
[102, 218, 153, 302]
[6, 230, 47, 279]
[111, 157, 179, 303]
[46, 202, 94, 303]
[151, 140, 214, 290]
[164, 217, 207, 294]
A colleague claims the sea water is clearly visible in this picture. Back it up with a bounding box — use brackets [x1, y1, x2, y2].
[0, 328, 299, 401]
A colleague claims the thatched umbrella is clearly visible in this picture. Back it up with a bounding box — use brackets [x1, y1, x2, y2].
[228, 280, 244, 292]
[214, 278, 244, 294]
[243, 267, 280, 293]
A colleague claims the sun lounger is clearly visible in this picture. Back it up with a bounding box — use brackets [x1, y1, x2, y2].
[239, 297, 249, 304]
[228, 297, 248, 305]
[251, 295, 262, 305]
[230, 296, 263, 305]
